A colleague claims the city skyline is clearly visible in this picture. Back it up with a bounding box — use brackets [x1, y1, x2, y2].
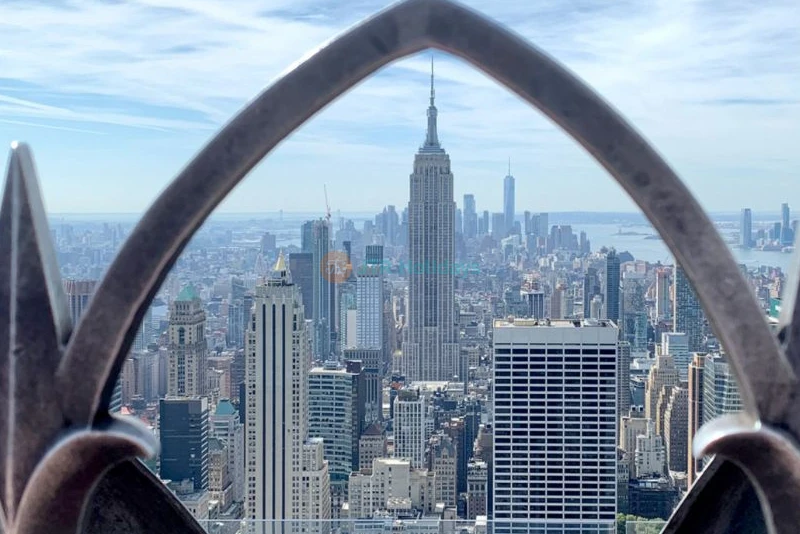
[2, 0, 798, 214]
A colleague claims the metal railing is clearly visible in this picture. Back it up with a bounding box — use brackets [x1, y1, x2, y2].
[2, 0, 798, 533]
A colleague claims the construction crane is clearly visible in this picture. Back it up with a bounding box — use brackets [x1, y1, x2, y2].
[324, 184, 331, 224]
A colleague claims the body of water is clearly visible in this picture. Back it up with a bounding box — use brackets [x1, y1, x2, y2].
[581, 224, 794, 272]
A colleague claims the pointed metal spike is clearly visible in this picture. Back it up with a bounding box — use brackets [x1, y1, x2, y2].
[0, 142, 72, 522]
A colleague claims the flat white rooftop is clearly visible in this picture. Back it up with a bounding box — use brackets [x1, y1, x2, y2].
[493, 318, 616, 328]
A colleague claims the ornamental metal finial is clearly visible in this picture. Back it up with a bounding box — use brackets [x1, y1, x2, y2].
[2, 0, 799, 532]
[0, 143, 158, 534]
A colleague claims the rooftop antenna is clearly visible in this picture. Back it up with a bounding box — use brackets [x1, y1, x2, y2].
[430, 54, 435, 106]
[324, 184, 331, 225]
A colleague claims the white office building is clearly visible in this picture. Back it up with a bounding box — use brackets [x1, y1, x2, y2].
[493, 318, 618, 534]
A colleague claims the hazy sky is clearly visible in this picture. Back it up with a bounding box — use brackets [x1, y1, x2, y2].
[1, 0, 798, 216]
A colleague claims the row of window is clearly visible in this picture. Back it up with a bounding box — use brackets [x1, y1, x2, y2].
[496, 348, 617, 355]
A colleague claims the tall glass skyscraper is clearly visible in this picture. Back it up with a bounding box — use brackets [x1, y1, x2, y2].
[673, 265, 707, 352]
[302, 219, 333, 360]
[604, 249, 620, 323]
[740, 208, 752, 248]
[463, 193, 477, 239]
[503, 163, 515, 236]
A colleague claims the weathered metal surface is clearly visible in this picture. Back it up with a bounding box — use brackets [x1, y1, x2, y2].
[0, 144, 158, 534]
[663, 456, 767, 534]
[81, 461, 206, 534]
[0, 0, 795, 532]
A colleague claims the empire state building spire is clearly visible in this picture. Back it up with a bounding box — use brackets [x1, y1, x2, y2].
[423, 56, 441, 150]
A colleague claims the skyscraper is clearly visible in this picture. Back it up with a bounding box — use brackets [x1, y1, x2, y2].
[493, 318, 617, 533]
[308, 361, 363, 515]
[357, 245, 384, 349]
[673, 265, 707, 352]
[645, 353, 679, 424]
[63, 279, 96, 323]
[654, 267, 671, 320]
[782, 202, 792, 245]
[740, 208, 752, 249]
[583, 267, 600, 318]
[664, 386, 689, 473]
[618, 340, 631, 421]
[288, 252, 313, 319]
[159, 397, 209, 491]
[403, 60, 459, 382]
[211, 399, 245, 504]
[463, 194, 477, 239]
[302, 219, 333, 360]
[662, 332, 690, 381]
[63, 279, 123, 412]
[344, 347, 383, 426]
[167, 284, 207, 397]
[394, 388, 428, 469]
[245, 255, 320, 530]
[605, 249, 621, 323]
[687, 354, 705, 484]
[503, 161, 515, 236]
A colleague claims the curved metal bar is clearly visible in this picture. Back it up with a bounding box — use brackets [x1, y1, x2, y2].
[692, 413, 800, 533]
[59, 0, 791, 433]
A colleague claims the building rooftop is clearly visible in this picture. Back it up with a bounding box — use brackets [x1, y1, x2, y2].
[176, 283, 199, 302]
[493, 317, 615, 328]
[214, 399, 237, 416]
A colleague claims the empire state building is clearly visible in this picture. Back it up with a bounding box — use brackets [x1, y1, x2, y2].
[402, 61, 459, 382]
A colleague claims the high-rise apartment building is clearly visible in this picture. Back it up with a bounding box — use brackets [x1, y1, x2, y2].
[344, 347, 383, 426]
[645, 353, 679, 426]
[159, 397, 209, 491]
[702, 352, 742, 423]
[167, 284, 207, 397]
[662, 332, 690, 381]
[618, 340, 631, 421]
[654, 267, 671, 320]
[740, 208, 752, 248]
[211, 399, 245, 504]
[357, 245, 384, 349]
[394, 388, 428, 469]
[673, 265, 707, 352]
[503, 164, 515, 236]
[245, 255, 319, 530]
[308, 361, 363, 513]
[493, 318, 618, 534]
[687, 355, 705, 484]
[605, 249, 621, 323]
[583, 268, 600, 319]
[664, 386, 689, 473]
[403, 63, 459, 382]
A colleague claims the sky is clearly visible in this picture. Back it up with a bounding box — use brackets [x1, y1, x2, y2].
[1, 0, 798, 216]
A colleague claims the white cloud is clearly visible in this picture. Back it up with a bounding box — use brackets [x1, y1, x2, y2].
[0, 0, 798, 214]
